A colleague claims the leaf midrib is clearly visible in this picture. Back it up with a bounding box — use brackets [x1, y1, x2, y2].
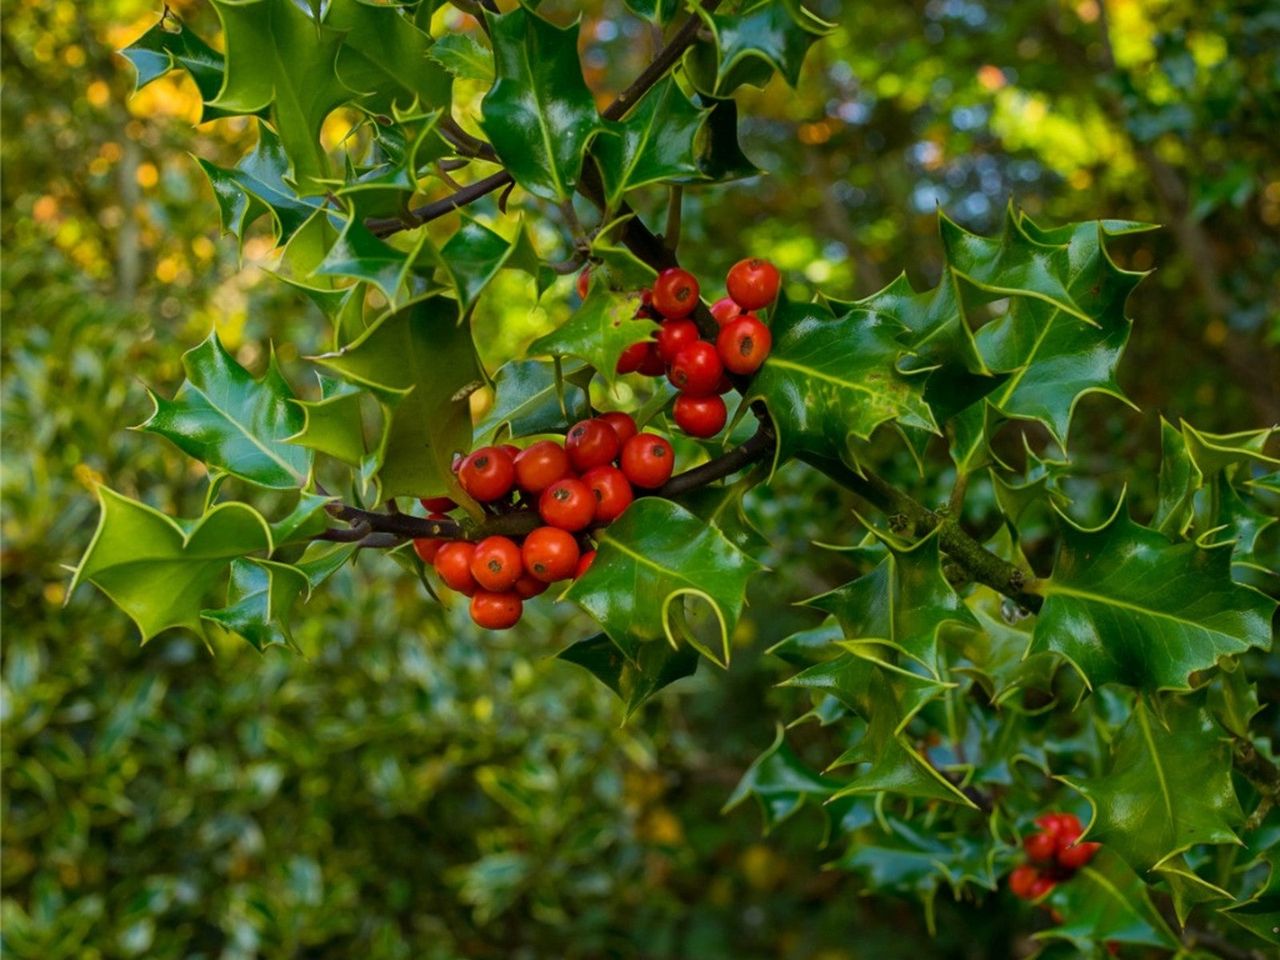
[1041, 583, 1250, 643]
[186, 381, 303, 482]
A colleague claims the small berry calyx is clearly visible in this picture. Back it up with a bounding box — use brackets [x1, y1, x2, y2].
[726, 257, 780, 311]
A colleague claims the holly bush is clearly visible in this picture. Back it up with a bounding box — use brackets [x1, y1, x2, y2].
[52, 1, 1279, 957]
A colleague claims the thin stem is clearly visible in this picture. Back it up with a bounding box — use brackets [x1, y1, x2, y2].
[366, 171, 512, 237]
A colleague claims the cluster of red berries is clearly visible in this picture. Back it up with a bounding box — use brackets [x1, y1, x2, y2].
[1009, 812, 1100, 900]
[611, 258, 780, 440]
[413, 411, 677, 630]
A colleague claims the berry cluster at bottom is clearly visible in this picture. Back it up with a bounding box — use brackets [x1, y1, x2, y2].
[414, 412, 677, 630]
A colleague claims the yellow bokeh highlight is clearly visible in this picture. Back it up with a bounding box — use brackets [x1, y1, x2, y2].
[136, 162, 159, 188]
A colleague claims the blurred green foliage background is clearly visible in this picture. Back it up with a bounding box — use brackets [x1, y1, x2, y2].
[2, 1, 1276, 957]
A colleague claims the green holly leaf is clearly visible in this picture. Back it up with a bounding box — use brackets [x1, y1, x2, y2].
[766, 617, 843, 668]
[557, 633, 699, 719]
[472, 359, 592, 444]
[480, 6, 603, 201]
[969, 211, 1151, 448]
[140, 332, 311, 489]
[120, 11, 238, 122]
[565, 499, 764, 666]
[991, 440, 1074, 528]
[312, 214, 436, 307]
[70, 489, 273, 643]
[947, 582, 1058, 707]
[336, 115, 450, 221]
[805, 529, 977, 677]
[210, 0, 350, 194]
[723, 725, 844, 833]
[313, 297, 481, 505]
[429, 33, 494, 84]
[1032, 504, 1276, 691]
[1209, 659, 1263, 739]
[1154, 854, 1235, 927]
[802, 655, 975, 807]
[1154, 417, 1200, 537]
[745, 299, 937, 471]
[326, 0, 451, 114]
[677, 472, 769, 554]
[588, 219, 660, 290]
[852, 270, 989, 376]
[526, 286, 658, 389]
[1179, 420, 1280, 477]
[833, 816, 1002, 898]
[200, 558, 309, 652]
[1066, 697, 1243, 873]
[685, 0, 833, 97]
[197, 122, 326, 247]
[270, 491, 335, 546]
[1038, 848, 1178, 951]
[439, 216, 545, 312]
[593, 78, 709, 208]
[682, 94, 760, 183]
[287, 377, 370, 467]
[622, 0, 680, 23]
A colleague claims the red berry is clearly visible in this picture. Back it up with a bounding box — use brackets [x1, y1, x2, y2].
[1057, 841, 1101, 871]
[710, 296, 742, 326]
[500, 443, 521, 461]
[652, 267, 700, 319]
[668, 341, 724, 396]
[583, 465, 634, 523]
[638, 342, 667, 376]
[617, 340, 652, 375]
[1024, 831, 1058, 863]
[470, 536, 523, 592]
[538, 478, 596, 531]
[717, 314, 772, 375]
[514, 440, 572, 494]
[576, 267, 590, 299]
[458, 446, 515, 501]
[522, 526, 581, 582]
[575, 549, 596, 579]
[514, 574, 548, 599]
[566, 418, 620, 472]
[1009, 865, 1040, 900]
[434, 541, 477, 595]
[1028, 875, 1056, 899]
[673, 393, 727, 438]
[726, 257, 780, 311]
[620, 433, 674, 489]
[599, 411, 637, 447]
[411, 511, 450, 564]
[656, 319, 701, 365]
[470, 590, 522, 630]
[419, 496, 456, 513]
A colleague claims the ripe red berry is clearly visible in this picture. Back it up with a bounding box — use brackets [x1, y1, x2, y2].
[470, 536, 523, 592]
[673, 393, 727, 438]
[638, 342, 667, 376]
[500, 443, 521, 461]
[434, 541, 478, 595]
[470, 590, 523, 630]
[538, 478, 596, 531]
[458, 446, 515, 501]
[1028, 875, 1056, 899]
[575, 549, 596, 579]
[1024, 831, 1058, 863]
[652, 267, 700, 319]
[726, 257, 780, 311]
[717, 314, 772, 375]
[419, 496, 456, 513]
[566, 418, 620, 472]
[411, 511, 450, 564]
[617, 340, 652, 375]
[1057, 841, 1101, 871]
[599, 411, 637, 446]
[656, 319, 701, 365]
[620, 433, 674, 489]
[1009, 865, 1040, 900]
[514, 440, 571, 494]
[514, 574, 548, 599]
[576, 267, 590, 299]
[522, 525, 581, 582]
[583, 465, 634, 523]
[710, 296, 742, 326]
[668, 341, 724, 396]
